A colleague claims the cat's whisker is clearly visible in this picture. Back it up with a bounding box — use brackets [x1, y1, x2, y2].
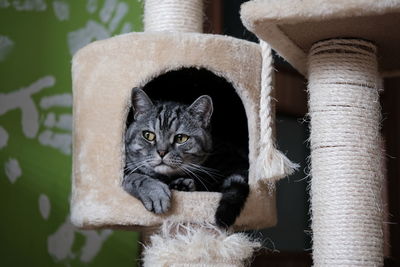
[124, 158, 151, 168]
[186, 163, 222, 182]
[125, 162, 144, 171]
[124, 163, 140, 171]
[125, 158, 153, 175]
[188, 162, 220, 171]
[127, 165, 145, 175]
[180, 165, 210, 191]
[124, 161, 137, 168]
[189, 166, 221, 177]
[187, 168, 218, 182]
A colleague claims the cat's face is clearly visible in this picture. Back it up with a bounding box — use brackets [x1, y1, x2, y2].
[125, 88, 213, 177]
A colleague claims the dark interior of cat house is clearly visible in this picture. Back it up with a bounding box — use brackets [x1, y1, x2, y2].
[125, 67, 250, 181]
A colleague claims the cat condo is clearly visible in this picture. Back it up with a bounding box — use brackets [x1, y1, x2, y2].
[71, 1, 295, 263]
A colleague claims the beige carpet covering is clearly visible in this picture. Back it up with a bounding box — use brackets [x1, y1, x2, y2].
[71, 32, 294, 231]
[241, 0, 400, 76]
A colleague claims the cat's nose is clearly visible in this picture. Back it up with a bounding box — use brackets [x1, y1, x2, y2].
[157, 150, 167, 158]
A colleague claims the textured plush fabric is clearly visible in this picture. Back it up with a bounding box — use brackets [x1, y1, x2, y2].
[142, 221, 261, 266]
[241, 0, 400, 76]
[71, 32, 289, 230]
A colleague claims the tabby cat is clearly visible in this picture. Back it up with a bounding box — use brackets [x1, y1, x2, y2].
[122, 88, 249, 227]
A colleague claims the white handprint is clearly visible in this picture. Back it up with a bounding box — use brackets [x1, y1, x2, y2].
[38, 93, 73, 155]
[0, 35, 14, 62]
[0, 0, 47, 11]
[0, 0, 129, 264]
[68, 0, 132, 55]
[48, 216, 113, 263]
[0, 126, 8, 149]
[0, 76, 72, 184]
[0, 76, 55, 138]
[4, 158, 22, 183]
[52, 0, 69, 21]
[0, 76, 73, 155]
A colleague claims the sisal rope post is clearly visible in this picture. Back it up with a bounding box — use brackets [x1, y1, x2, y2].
[255, 41, 297, 184]
[307, 39, 384, 266]
[144, 0, 203, 33]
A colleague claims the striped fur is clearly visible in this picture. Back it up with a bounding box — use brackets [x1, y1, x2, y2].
[123, 88, 249, 227]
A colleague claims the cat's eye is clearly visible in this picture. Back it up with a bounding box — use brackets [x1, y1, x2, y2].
[142, 131, 156, 141]
[174, 134, 190, 144]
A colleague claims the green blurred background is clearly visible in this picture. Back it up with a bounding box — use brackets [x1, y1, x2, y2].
[0, 0, 143, 266]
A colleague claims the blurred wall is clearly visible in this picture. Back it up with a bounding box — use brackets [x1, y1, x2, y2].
[0, 1, 143, 266]
[261, 115, 311, 251]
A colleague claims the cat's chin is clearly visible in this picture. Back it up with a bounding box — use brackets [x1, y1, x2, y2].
[154, 164, 179, 176]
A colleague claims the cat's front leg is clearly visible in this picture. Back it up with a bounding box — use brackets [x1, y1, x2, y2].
[123, 173, 171, 214]
[215, 174, 249, 228]
[169, 178, 196, 192]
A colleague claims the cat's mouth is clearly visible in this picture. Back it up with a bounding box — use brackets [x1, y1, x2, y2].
[154, 163, 179, 175]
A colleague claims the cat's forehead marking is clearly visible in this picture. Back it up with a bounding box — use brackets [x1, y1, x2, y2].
[153, 104, 185, 134]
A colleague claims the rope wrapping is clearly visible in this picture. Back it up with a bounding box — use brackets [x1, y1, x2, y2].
[255, 41, 297, 185]
[308, 39, 384, 266]
[144, 0, 203, 33]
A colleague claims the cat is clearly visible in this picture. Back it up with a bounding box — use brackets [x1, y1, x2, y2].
[122, 88, 249, 228]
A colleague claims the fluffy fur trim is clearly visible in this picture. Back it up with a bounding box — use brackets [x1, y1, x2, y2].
[142, 221, 261, 267]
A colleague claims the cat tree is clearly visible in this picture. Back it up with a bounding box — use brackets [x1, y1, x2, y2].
[71, 0, 295, 265]
[241, 0, 400, 265]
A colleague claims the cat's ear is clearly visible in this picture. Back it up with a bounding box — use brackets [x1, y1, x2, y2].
[188, 95, 213, 126]
[131, 88, 153, 118]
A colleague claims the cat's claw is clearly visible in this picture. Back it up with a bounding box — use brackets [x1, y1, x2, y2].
[169, 178, 196, 192]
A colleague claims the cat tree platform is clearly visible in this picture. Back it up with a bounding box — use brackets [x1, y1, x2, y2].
[241, 0, 400, 77]
[241, 0, 400, 266]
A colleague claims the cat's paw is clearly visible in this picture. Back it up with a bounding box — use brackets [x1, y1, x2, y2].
[215, 174, 250, 228]
[215, 204, 237, 228]
[139, 181, 171, 214]
[169, 178, 196, 192]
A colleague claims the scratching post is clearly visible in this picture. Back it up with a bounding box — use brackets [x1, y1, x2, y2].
[308, 39, 383, 266]
[144, 0, 203, 33]
[240, 0, 400, 265]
